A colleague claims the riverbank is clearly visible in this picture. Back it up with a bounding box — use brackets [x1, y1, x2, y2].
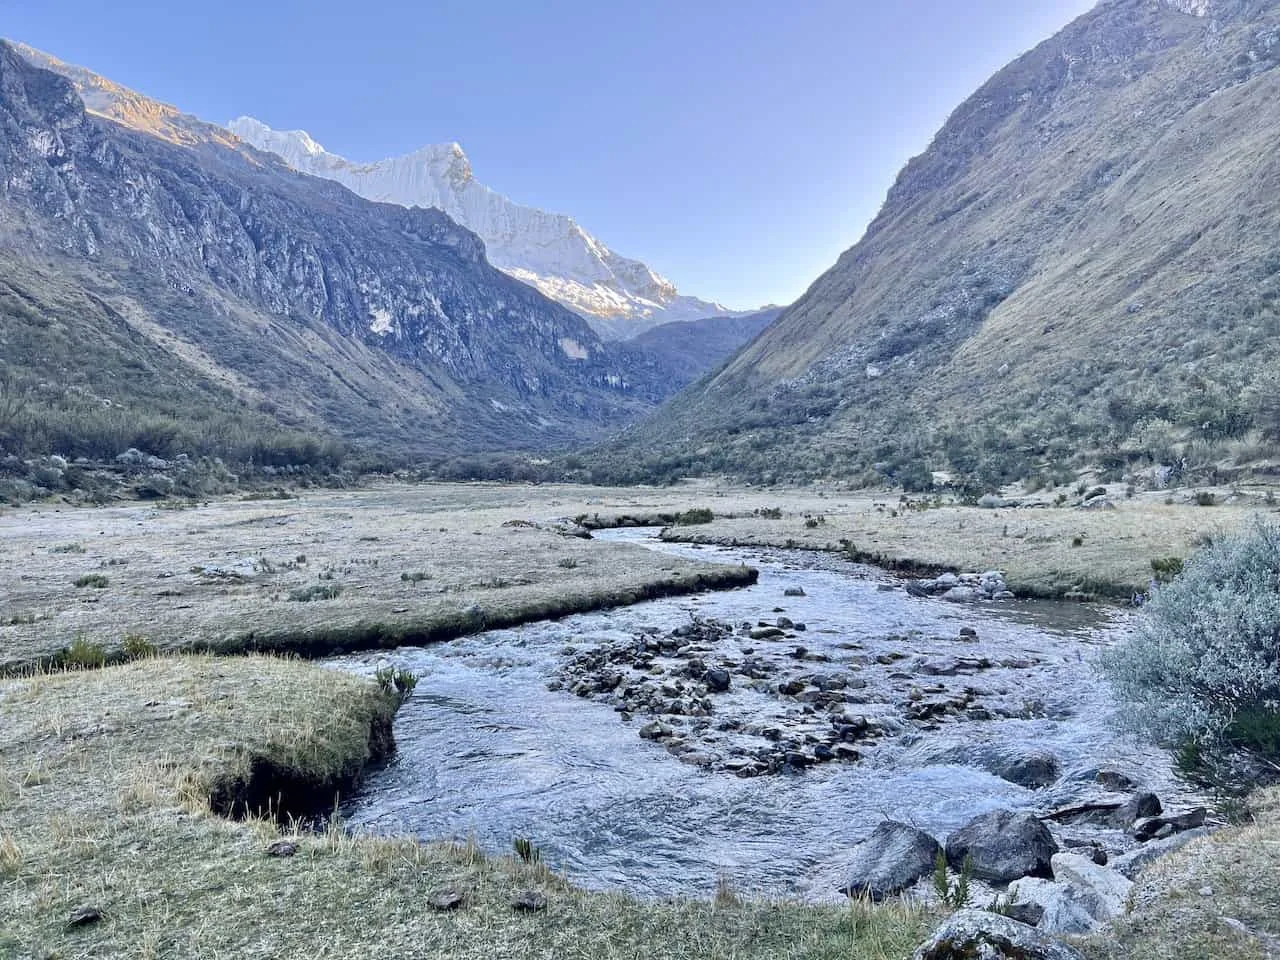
[0, 486, 756, 674]
[656, 495, 1272, 599]
[0, 654, 933, 959]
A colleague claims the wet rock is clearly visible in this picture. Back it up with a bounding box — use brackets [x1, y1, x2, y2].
[776, 616, 795, 629]
[265, 840, 299, 858]
[784, 587, 806, 597]
[1095, 770, 1140, 793]
[702, 667, 731, 693]
[67, 905, 103, 929]
[946, 809, 1058, 884]
[839, 821, 943, 901]
[750, 627, 785, 640]
[992, 749, 1061, 789]
[428, 889, 465, 911]
[510, 891, 548, 912]
[958, 626, 978, 640]
[778, 679, 807, 697]
[1132, 807, 1206, 841]
[912, 909, 1085, 960]
[1114, 792, 1162, 828]
[639, 720, 674, 740]
[942, 587, 981, 603]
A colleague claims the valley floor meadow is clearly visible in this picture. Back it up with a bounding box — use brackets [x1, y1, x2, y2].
[2, 479, 1279, 959]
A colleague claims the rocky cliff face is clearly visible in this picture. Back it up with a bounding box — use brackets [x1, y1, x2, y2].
[224, 116, 737, 339]
[0, 41, 664, 456]
[603, 0, 1280, 485]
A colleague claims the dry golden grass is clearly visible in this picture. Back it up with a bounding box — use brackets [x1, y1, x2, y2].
[0, 655, 935, 960]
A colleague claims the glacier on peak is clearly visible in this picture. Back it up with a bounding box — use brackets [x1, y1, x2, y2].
[226, 116, 738, 338]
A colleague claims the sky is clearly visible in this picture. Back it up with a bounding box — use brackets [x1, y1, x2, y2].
[3, 0, 1097, 310]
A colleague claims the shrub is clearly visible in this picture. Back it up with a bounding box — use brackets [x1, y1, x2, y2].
[556, 557, 579, 569]
[513, 837, 541, 865]
[400, 571, 431, 583]
[62, 638, 106, 669]
[122, 634, 158, 659]
[374, 665, 418, 700]
[1102, 522, 1280, 779]
[73, 574, 109, 589]
[288, 583, 342, 602]
[674, 507, 715, 525]
[1150, 556, 1185, 583]
[1194, 491, 1216, 506]
[51, 543, 85, 554]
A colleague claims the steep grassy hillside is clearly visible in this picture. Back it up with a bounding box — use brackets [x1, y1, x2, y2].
[599, 0, 1280, 488]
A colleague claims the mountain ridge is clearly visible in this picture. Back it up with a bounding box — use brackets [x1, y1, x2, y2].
[0, 39, 672, 464]
[225, 115, 740, 338]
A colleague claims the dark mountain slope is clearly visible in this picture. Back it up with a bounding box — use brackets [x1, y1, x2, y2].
[0, 41, 664, 462]
[624, 307, 783, 387]
[601, 0, 1280, 487]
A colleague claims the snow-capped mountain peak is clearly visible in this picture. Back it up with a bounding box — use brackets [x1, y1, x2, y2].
[227, 116, 738, 338]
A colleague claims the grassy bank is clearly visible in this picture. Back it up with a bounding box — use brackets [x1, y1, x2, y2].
[0, 655, 933, 959]
[659, 496, 1272, 599]
[0, 486, 756, 674]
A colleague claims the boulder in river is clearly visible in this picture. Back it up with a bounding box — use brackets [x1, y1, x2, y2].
[946, 809, 1058, 884]
[838, 820, 943, 901]
[912, 909, 1085, 960]
[702, 667, 731, 693]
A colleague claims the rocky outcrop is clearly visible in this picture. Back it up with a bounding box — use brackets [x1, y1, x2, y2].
[839, 821, 943, 901]
[912, 910, 1085, 960]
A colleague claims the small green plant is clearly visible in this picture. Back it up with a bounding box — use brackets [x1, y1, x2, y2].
[288, 583, 342, 602]
[513, 837, 541, 865]
[1150, 556, 1184, 583]
[986, 883, 1022, 917]
[755, 507, 784, 519]
[62, 637, 107, 669]
[674, 507, 714, 525]
[400, 571, 431, 583]
[374, 666, 419, 700]
[1194, 491, 1216, 507]
[804, 514, 826, 528]
[51, 543, 85, 554]
[73, 574, 109, 589]
[482, 577, 511, 589]
[556, 557, 580, 569]
[122, 634, 158, 659]
[1070, 535, 1085, 548]
[932, 850, 973, 909]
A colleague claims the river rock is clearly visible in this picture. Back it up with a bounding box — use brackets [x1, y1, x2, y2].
[838, 821, 943, 901]
[66, 905, 103, 929]
[702, 667, 731, 692]
[784, 587, 806, 597]
[912, 909, 1085, 960]
[946, 809, 1058, 883]
[1132, 807, 1206, 841]
[510, 890, 547, 912]
[1113, 791, 1162, 828]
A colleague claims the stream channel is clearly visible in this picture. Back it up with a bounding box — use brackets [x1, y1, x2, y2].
[327, 528, 1197, 902]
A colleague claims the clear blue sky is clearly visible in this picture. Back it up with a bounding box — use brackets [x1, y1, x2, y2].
[4, 0, 1096, 309]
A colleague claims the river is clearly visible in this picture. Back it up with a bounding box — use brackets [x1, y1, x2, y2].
[327, 529, 1195, 902]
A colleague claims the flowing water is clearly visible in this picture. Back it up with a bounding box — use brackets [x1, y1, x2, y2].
[328, 529, 1196, 902]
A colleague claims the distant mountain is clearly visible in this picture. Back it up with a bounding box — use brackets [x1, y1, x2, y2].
[599, 0, 1280, 487]
[624, 307, 783, 386]
[0, 41, 670, 464]
[225, 116, 739, 339]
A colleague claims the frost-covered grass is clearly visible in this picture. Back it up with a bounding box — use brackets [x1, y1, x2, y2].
[0, 655, 934, 960]
[0, 484, 760, 673]
[660, 495, 1268, 599]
